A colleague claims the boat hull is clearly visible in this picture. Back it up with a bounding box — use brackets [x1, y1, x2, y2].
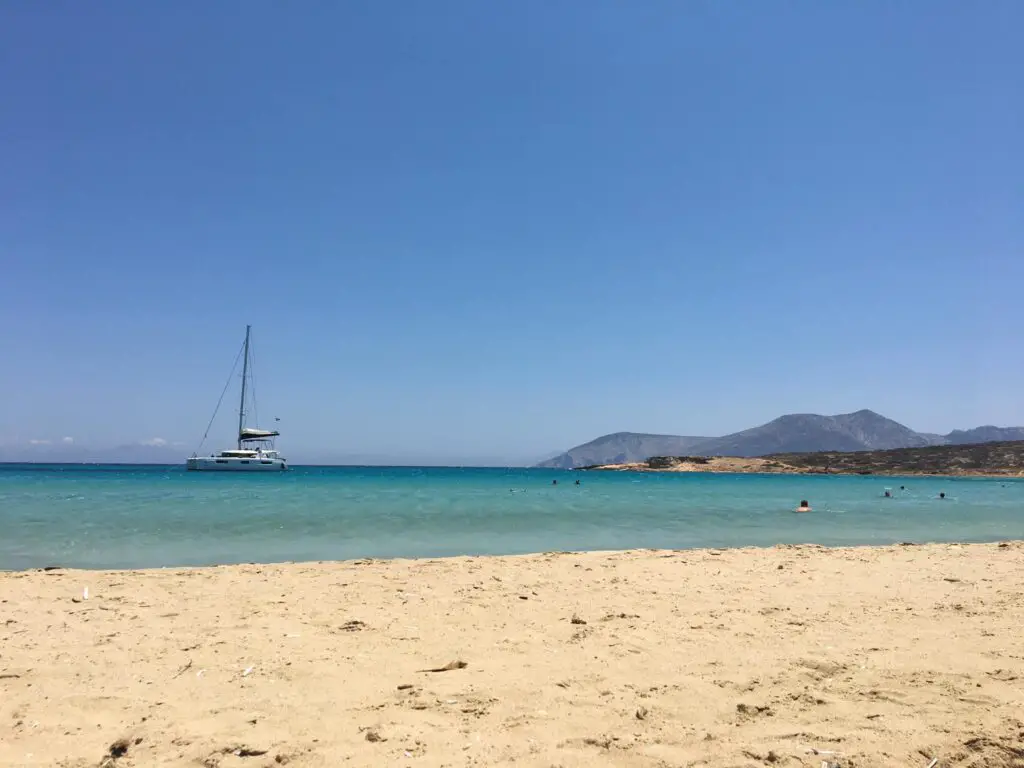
[186, 456, 288, 471]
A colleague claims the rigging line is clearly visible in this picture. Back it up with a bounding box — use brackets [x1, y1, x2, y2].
[196, 339, 246, 453]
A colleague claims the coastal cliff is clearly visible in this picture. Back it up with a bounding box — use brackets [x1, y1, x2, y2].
[585, 440, 1024, 476]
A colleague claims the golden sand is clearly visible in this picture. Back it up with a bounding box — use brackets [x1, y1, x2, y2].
[2, 542, 1023, 767]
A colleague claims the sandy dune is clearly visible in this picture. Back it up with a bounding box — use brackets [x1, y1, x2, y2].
[2, 542, 1024, 767]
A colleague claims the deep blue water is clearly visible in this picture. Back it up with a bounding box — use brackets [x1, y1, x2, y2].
[0, 463, 1021, 570]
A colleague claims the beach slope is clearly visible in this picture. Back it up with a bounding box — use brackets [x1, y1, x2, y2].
[2, 543, 1023, 767]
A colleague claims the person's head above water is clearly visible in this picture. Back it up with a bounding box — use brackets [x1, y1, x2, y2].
[939, 492, 946, 499]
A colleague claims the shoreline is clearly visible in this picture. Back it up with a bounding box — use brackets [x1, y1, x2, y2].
[4, 542, 1024, 767]
[590, 468, 1024, 479]
[583, 457, 1024, 478]
[5, 537, 1024, 575]
[5, 533, 1024, 575]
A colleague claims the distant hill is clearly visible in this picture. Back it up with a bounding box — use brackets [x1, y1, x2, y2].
[691, 409, 931, 457]
[538, 410, 1024, 468]
[0, 442, 185, 465]
[536, 432, 711, 469]
[945, 426, 1024, 445]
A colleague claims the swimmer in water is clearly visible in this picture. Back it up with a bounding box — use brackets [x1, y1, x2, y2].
[884, 489, 892, 498]
[795, 499, 812, 513]
[939, 492, 946, 499]
[575, 479, 580, 485]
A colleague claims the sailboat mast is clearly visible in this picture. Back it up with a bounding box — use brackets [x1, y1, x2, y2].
[237, 325, 251, 449]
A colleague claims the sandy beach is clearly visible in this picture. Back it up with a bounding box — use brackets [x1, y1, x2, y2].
[588, 457, 802, 473]
[588, 456, 1024, 477]
[2, 543, 1024, 768]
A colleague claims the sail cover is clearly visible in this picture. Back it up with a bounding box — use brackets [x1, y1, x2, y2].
[239, 428, 280, 441]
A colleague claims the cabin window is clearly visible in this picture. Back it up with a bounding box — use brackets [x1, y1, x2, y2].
[240, 460, 249, 464]
[215, 459, 228, 464]
[261, 461, 273, 465]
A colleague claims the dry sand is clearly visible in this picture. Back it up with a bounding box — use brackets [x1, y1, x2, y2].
[2, 543, 1024, 768]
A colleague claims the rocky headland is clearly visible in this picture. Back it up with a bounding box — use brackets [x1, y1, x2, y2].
[584, 440, 1024, 476]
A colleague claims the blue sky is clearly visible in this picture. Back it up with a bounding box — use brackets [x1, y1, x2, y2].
[1, 1, 1022, 463]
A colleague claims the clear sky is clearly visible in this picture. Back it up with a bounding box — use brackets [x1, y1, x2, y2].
[1, 1, 1022, 464]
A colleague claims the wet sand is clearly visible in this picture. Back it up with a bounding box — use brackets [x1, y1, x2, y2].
[2, 542, 1024, 767]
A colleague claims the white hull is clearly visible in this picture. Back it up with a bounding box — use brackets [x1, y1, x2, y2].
[187, 456, 288, 471]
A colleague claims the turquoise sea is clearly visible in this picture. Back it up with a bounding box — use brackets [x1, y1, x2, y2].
[1, 464, 1021, 571]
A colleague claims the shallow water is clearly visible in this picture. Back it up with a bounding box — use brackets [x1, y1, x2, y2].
[0, 464, 1021, 570]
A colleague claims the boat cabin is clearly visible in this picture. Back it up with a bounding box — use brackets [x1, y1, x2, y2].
[216, 448, 281, 459]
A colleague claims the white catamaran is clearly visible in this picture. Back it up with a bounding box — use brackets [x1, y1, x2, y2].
[187, 325, 288, 471]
